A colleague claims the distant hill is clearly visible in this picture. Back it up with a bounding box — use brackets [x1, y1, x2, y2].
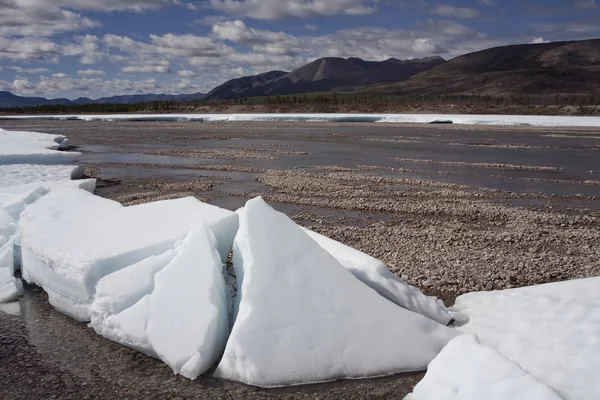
[203, 56, 445, 100]
[0, 91, 206, 108]
[365, 39, 600, 97]
[0, 91, 72, 108]
[203, 71, 288, 100]
[73, 92, 206, 105]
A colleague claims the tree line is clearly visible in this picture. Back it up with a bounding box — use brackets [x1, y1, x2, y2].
[0, 100, 181, 114]
[1, 93, 599, 114]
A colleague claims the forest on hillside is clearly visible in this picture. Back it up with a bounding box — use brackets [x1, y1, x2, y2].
[2, 93, 600, 115]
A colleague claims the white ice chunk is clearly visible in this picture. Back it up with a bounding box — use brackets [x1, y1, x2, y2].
[3, 113, 600, 127]
[405, 334, 562, 400]
[215, 197, 458, 388]
[0, 178, 96, 221]
[0, 179, 96, 270]
[146, 226, 229, 379]
[302, 228, 453, 325]
[0, 301, 21, 316]
[98, 295, 154, 356]
[20, 188, 237, 321]
[91, 249, 176, 320]
[455, 278, 600, 400]
[0, 130, 80, 164]
[92, 226, 230, 379]
[0, 164, 85, 188]
[0, 239, 23, 303]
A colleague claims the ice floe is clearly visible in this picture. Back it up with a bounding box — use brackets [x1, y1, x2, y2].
[91, 226, 229, 379]
[2, 113, 600, 127]
[303, 228, 455, 325]
[0, 164, 84, 188]
[0, 238, 22, 303]
[215, 197, 458, 387]
[0, 128, 89, 304]
[455, 278, 600, 400]
[405, 334, 561, 400]
[19, 188, 238, 320]
[0, 129, 80, 164]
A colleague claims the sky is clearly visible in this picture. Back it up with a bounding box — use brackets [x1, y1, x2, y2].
[0, 0, 599, 100]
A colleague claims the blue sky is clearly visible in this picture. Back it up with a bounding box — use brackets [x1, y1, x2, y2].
[0, 0, 598, 99]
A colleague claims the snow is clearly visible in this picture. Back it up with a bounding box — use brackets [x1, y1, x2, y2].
[3, 113, 600, 127]
[0, 129, 80, 164]
[405, 334, 562, 400]
[302, 228, 454, 325]
[215, 197, 458, 388]
[454, 277, 600, 400]
[92, 226, 230, 379]
[19, 188, 238, 320]
[0, 301, 21, 316]
[0, 239, 23, 303]
[0, 128, 89, 303]
[0, 179, 96, 273]
[0, 164, 84, 188]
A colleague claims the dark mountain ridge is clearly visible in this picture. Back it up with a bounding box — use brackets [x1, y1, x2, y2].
[365, 39, 600, 97]
[203, 56, 445, 100]
[0, 91, 206, 109]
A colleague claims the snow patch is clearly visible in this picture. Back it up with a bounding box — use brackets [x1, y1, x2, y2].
[405, 334, 562, 400]
[0, 129, 80, 164]
[0, 164, 84, 188]
[455, 278, 600, 400]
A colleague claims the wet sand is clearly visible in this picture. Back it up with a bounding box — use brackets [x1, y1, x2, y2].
[1, 120, 599, 399]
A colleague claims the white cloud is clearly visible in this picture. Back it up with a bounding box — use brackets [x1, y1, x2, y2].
[426, 20, 481, 38]
[212, 20, 292, 44]
[430, 5, 480, 19]
[24, 0, 183, 13]
[0, 1, 189, 40]
[121, 65, 172, 73]
[7, 66, 50, 74]
[0, 1, 100, 37]
[77, 69, 105, 75]
[61, 35, 104, 64]
[530, 37, 548, 44]
[0, 36, 60, 62]
[304, 24, 319, 31]
[209, 0, 377, 20]
[177, 69, 198, 77]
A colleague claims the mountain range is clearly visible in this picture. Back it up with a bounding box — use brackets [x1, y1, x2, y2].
[0, 91, 206, 109]
[203, 56, 445, 100]
[2, 38, 599, 108]
[366, 39, 600, 96]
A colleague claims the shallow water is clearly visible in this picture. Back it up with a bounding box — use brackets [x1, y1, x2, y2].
[0, 286, 424, 400]
[59, 122, 600, 202]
